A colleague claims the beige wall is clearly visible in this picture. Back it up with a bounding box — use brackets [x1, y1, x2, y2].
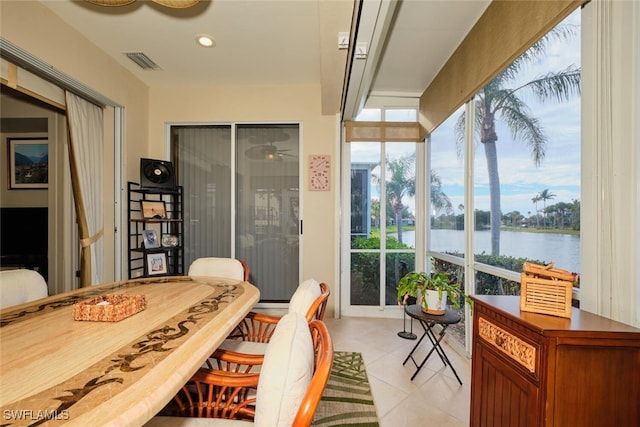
[1, 1, 150, 283]
[0, 95, 49, 208]
[149, 85, 338, 315]
[2, 2, 340, 315]
[0, 0, 150, 186]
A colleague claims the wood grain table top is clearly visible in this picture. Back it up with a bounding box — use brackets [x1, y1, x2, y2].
[0, 276, 260, 426]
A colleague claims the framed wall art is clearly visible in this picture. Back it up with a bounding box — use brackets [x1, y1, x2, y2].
[146, 252, 168, 276]
[141, 200, 166, 219]
[142, 229, 160, 249]
[7, 138, 49, 189]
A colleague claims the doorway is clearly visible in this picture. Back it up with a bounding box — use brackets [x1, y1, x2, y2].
[0, 86, 78, 294]
[171, 123, 301, 301]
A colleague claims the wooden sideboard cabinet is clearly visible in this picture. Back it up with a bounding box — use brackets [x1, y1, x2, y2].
[470, 295, 640, 427]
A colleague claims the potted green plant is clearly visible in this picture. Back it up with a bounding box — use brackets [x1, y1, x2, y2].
[397, 271, 471, 315]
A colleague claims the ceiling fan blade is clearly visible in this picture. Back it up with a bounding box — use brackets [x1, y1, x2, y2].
[268, 130, 291, 142]
[245, 145, 273, 160]
[247, 136, 266, 145]
[244, 144, 296, 161]
[152, 0, 200, 8]
[85, 0, 136, 6]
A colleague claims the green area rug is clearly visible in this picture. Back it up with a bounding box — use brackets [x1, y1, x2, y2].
[313, 351, 380, 426]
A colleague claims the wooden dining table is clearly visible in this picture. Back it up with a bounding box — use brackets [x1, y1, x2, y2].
[0, 275, 260, 427]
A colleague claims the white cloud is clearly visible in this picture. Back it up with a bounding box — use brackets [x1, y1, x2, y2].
[352, 9, 583, 219]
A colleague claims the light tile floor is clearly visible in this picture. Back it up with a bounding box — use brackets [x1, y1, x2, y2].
[323, 316, 471, 427]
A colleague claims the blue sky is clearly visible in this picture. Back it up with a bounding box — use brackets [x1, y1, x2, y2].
[14, 142, 48, 159]
[430, 10, 581, 217]
[352, 10, 581, 219]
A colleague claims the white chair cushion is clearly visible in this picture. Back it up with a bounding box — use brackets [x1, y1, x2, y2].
[188, 257, 244, 280]
[297, 278, 321, 296]
[288, 278, 320, 316]
[0, 269, 48, 309]
[254, 312, 313, 427]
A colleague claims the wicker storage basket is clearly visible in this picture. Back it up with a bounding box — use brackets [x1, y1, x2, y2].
[522, 262, 575, 282]
[520, 263, 573, 318]
[73, 294, 146, 322]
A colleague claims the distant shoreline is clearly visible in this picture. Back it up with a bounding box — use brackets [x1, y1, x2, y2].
[500, 226, 580, 236]
[386, 225, 580, 236]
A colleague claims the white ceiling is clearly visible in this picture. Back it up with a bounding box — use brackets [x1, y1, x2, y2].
[39, 0, 490, 116]
[371, 0, 490, 96]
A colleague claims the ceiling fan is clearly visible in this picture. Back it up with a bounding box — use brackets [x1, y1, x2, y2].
[85, 0, 200, 8]
[245, 144, 295, 161]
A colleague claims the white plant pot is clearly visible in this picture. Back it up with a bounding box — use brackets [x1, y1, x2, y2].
[422, 289, 446, 315]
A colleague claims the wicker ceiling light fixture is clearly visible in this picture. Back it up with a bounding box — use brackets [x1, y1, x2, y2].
[85, 0, 200, 8]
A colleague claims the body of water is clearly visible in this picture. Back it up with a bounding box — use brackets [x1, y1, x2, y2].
[395, 229, 580, 273]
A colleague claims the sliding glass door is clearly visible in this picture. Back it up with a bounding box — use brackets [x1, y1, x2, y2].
[173, 125, 233, 260]
[171, 123, 300, 301]
[342, 108, 421, 316]
[236, 124, 300, 300]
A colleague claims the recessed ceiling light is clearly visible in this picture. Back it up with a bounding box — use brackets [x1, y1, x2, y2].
[196, 34, 215, 48]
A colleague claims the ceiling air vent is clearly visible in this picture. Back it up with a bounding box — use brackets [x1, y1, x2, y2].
[124, 52, 162, 70]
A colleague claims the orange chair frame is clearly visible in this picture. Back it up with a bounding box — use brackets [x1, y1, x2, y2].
[161, 320, 333, 427]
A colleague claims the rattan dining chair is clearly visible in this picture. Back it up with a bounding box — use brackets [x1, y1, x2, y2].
[188, 257, 250, 281]
[148, 314, 333, 427]
[206, 279, 330, 372]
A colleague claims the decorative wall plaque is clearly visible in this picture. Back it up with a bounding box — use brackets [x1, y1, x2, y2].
[308, 154, 330, 191]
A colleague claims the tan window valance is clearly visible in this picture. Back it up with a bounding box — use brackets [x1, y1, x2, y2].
[419, 0, 588, 138]
[344, 121, 423, 142]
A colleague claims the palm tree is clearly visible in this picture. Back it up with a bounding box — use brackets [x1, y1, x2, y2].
[457, 204, 465, 229]
[539, 188, 556, 227]
[455, 26, 580, 255]
[430, 170, 453, 215]
[370, 199, 380, 228]
[532, 193, 541, 227]
[375, 154, 452, 244]
[385, 154, 416, 244]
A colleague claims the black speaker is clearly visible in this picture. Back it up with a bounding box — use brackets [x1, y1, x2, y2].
[140, 158, 175, 190]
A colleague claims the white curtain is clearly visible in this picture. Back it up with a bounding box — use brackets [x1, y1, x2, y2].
[581, 0, 640, 327]
[65, 91, 104, 286]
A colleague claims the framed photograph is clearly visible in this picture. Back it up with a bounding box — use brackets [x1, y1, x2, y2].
[142, 229, 160, 249]
[141, 200, 166, 219]
[146, 252, 168, 276]
[7, 138, 49, 189]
